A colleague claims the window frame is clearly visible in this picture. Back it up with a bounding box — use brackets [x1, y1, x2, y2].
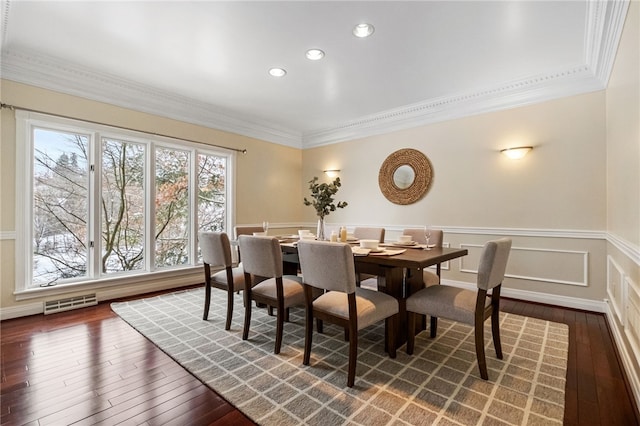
[15, 110, 235, 295]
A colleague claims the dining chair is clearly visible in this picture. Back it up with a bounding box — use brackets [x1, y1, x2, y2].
[353, 226, 385, 242]
[198, 232, 246, 330]
[405, 238, 512, 380]
[297, 239, 399, 387]
[353, 227, 386, 287]
[402, 228, 444, 286]
[238, 235, 305, 354]
[234, 225, 265, 263]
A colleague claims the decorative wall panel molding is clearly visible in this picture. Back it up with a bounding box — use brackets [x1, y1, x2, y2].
[625, 277, 640, 361]
[607, 255, 627, 324]
[461, 243, 589, 287]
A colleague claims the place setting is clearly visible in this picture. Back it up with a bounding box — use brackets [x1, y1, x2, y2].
[352, 238, 406, 256]
[381, 234, 434, 250]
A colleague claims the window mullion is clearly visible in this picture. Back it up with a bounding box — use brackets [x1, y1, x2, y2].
[147, 142, 155, 273]
[190, 149, 198, 265]
[90, 132, 101, 279]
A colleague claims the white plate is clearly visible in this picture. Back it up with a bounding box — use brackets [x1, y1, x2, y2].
[391, 241, 417, 246]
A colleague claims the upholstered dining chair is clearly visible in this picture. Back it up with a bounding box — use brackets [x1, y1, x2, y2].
[198, 232, 246, 330]
[402, 228, 444, 287]
[353, 226, 385, 243]
[297, 239, 399, 387]
[353, 227, 386, 287]
[238, 235, 305, 354]
[406, 238, 512, 380]
[234, 225, 265, 263]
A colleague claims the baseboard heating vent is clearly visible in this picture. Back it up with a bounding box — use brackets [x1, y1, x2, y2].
[44, 294, 97, 315]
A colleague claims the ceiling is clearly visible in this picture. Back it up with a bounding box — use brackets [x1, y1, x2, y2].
[0, 1, 628, 148]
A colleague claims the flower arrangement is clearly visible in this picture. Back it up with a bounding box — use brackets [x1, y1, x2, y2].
[303, 176, 348, 239]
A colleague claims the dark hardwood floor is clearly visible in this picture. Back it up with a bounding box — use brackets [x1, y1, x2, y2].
[1, 287, 638, 425]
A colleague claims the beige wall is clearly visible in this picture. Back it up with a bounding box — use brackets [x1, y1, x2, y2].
[304, 94, 607, 230]
[303, 92, 608, 302]
[0, 80, 302, 313]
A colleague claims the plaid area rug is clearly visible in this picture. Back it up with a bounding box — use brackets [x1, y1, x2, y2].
[111, 288, 568, 425]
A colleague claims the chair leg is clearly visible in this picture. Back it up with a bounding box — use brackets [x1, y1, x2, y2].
[203, 280, 211, 321]
[285, 307, 290, 322]
[242, 289, 252, 341]
[316, 319, 323, 334]
[430, 316, 438, 338]
[303, 310, 313, 366]
[492, 308, 503, 359]
[386, 315, 397, 359]
[224, 289, 234, 330]
[347, 322, 358, 387]
[406, 311, 416, 355]
[274, 302, 284, 354]
[475, 320, 489, 380]
[344, 327, 349, 341]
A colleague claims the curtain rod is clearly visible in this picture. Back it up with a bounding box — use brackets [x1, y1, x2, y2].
[0, 102, 248, 154]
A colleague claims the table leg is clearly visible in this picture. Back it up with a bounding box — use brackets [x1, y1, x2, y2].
[405, 268, 427, 333]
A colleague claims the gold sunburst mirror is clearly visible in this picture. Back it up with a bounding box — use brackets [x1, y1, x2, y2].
[378, 148, 433, 205]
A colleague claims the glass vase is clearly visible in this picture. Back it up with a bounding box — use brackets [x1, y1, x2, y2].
[316, 217, 326, 241]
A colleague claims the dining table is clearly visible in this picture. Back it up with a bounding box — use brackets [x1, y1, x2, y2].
[278, 237, 468, 349]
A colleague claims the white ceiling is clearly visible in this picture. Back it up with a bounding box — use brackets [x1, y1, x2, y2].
[0, 1, 628, 148]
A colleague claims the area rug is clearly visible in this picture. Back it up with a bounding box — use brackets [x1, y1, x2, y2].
[111, 288, 568, 425]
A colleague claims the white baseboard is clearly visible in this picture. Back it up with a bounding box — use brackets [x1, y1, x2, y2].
[0, 302, 43, 320]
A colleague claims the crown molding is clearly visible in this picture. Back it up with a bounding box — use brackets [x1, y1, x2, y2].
[585, 0, 631, 85]
[0, 49, 303, 149]
[302, 65, 604, 147]
[0, 0, 628, 150]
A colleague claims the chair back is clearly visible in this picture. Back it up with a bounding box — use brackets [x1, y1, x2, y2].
[198, 232, 232, 268]
[237, 235, 283, 278]
[477, 238, 512, 291]
[402, 228, 443, 247]
[353, 227, 385, 243]
[234, 225, 265, 238]
[298, 240, 356, 294]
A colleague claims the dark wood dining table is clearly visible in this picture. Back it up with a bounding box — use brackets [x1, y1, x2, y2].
[280, 240, 468, 349]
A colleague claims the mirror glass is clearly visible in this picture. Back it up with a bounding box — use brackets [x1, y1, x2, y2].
[393, 165, 415, 189]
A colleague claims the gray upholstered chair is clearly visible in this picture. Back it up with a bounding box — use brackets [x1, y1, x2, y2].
[353, 227, 386, 287]
[353, 226, 385, 242]
[406, 238, 512, 380]
[198, 232, 246, 330]
[234, 225, 265, 263]
[297, 240, 399, 387]
[402, 228, 444, 287]
[238, 235, 305, 354]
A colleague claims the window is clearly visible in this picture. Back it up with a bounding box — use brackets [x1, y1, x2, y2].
[16, 111, 234, 291]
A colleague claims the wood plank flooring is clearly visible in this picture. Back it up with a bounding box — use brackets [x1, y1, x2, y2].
[1, 288, 638, 425]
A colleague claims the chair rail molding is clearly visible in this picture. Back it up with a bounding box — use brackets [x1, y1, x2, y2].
[0, 231, 16, 240]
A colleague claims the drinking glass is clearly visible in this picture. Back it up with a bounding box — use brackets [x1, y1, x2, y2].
[424, 228, 431, 250]
[262, 221, 269, 233]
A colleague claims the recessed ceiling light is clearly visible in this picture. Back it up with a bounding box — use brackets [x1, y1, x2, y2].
[268, 67, 287, 77]
[353, 23, 375, 38]
[306, 49, 325, 60]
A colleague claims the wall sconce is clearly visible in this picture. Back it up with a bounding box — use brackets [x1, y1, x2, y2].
[500, 146, 532, 160]
[324, 169, 341, 178]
